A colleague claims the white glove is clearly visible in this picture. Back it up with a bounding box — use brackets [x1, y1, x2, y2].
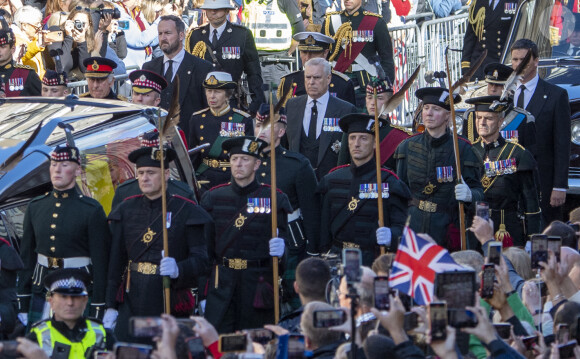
[269, 237, 285, 257]
[200, 299, 207, 314]
[17, 313, 27, 326]
[525, 241, 531, 255]
[455, 182, 473, 202]
[103, 308, 118, 329]
[376, 227, 391, 246]
[160, 256, 179, 279]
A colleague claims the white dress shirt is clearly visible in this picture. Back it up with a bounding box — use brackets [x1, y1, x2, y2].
[209, 21, 228, 41]
[163, 48, 185, 83]
[513, 73, 539, 110]
[303, 91, 330, 139]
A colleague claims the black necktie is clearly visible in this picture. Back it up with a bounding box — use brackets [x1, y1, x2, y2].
[164, 59, 174, 83]
[517, 84, 526, 108]
[308, 100, 318, 140]
[212, 29, 218, 48]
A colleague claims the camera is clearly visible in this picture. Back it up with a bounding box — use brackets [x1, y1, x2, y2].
[73, 20, 84, 31]
[95, 7, 121, 19]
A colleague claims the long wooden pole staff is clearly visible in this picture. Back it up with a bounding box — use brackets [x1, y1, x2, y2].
[373, 86, 385, 255]
[158, 110, 171, 314]
[269, 89, 280, 323]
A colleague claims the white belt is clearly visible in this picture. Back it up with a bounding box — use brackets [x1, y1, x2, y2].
[37, 254, 91, 268]
[288, 209, 302, 222]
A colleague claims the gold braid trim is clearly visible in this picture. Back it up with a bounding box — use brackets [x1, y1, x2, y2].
[467, 112, 474, 143]
[468, 3, 485, 41]
[185, 29, 194, 53]
[328, 22, 353, 62]
[277, 77, 285, 101]
[192, 41, 208, 59]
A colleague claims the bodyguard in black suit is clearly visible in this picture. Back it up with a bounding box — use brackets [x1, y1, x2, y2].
[285, 58, 358, 179]
[142, 15, 212, 142]
[510, 39, 571, 225]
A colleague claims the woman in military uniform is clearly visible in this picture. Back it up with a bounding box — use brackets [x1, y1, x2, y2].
[189, 71, 254, 193]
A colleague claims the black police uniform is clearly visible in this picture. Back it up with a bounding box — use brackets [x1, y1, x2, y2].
[18, 187, 111, 322]
[186, 21, 266, 114]
[0, 61, 41, 97]
[189, 107, 254, 192]
[473, 136, 540, 246]
[278, 69, 356, 106]
[202, 178, 292, 333]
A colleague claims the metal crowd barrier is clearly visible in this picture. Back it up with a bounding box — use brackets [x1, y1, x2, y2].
[67, 66, 140, 96]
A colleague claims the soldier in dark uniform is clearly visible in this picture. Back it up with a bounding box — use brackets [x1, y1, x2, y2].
[105, 137, 211, 341]
[394, 88, 484, 250]
[41, 70, 69, 97]
[190, 72, 254, 193]
[129, 69, 167, 107]
[318, 114, 410, 266]
[0, 238, 24, 338]
[461, 0, 517, 80]
[79, 57, 126, 101]
[466, 96, 541, 247]
[202, 136, 291, 333]
[462, 63, 536, 152]
[278, 32, 356, 106]
[18, 145, 110, 328]
[254, 104, 319, 311]
[337, 77, 412, 168]
[322, 0, 394, 108]
[186, 0, 265, 114]
[110, 132, 196, 210]
[0, 29, 41, 97]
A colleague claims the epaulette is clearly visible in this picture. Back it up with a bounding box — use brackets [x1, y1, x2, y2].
[232, 108, 251, 118]
[30, 192, 50, 203]
[391, 124, 413, 135]
[329, 164, 350, 173]
[172, 194, 198, 205]
[509, 141, 526, 151]
[324, 11, 342, 16]
[14, 64, 34, 70]
[30, 318, 49, 329]
[331, 69, 350, 82]
[123, 194, 144, 201]
[261, 183, 285, 194]
[408, 132, 422, 138]
[280, 149, 307, 162]
[381, 167, 399, 179]
[77, 194, 102, 207]
[363, 11, 381, 17]
[458, 136, 472, 145]
[209, 183, 230, 191]
[79, 92, 90, 97]
[192, 108, 210, 116]
[117, 94, 128, 102]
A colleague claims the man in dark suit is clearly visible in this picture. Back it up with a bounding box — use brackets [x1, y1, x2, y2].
[286, 58, 357, 179]
[553, 21, 580, 57]
[142, 15, 212, 144]
[510, 39, 571, 225]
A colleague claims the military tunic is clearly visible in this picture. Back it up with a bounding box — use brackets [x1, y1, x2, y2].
[79, 90, 127, 101]
[186, 21, 266, 114]
[201, 179, 292, 333]
[0, 61, 41, 97]
[18, 187, 110, 321]
[317, 159, 411, 266]
[278, 69, 357, 106]
[111, 178, 196, 211]
[473, 136, 540, 246]
[106, 193, 211, 341]
[189, 107, 254, 192]
[0, 239, 23, 337]
[394, 131, 484, 249]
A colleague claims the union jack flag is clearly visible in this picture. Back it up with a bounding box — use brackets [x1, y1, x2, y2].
[389, 226, 464, 305]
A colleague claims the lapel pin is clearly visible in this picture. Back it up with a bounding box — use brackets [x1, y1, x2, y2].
[543, 95, 547, 99]
[188, 71, 191, 75]
[202, 30, 206, 34]
[227, 28, 232, 33]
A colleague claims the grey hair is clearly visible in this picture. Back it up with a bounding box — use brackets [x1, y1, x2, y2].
[305, 57, 331, 77]
[14, 5, 42, 27]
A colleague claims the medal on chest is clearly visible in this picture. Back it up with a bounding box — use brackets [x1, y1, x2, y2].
[436, 166, 454, 183]
[359, 183, 389, 199]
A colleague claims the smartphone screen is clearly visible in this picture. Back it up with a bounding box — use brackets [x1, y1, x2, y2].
[548, 236, 562, 262]
[476, 201, 489, 220]
[374, 276, 390, 311]
[114, 343, 153, 359]
[288, 335, 305, 359]
[219, 334, 247, 353]
[129, 317, 162, 338]
[531, 234, 548, 269]
[313, 309, 346, 328]
[558, 340, 577, 359]
[403, 312, 419, 331]
[493, 323, 511, 339]
[481, 264, 495, 299]
[118, 20, 129, 30]
[522, 335, 538, 350]
[185, 336, 205, 359]
[434, 271, 476, 328]
[557, 324, 570, 344]
[429, 302, 447, 341]
[343, 248, 362, 283]
[488, 242, 501, 266]
[245, 328, 275, 345]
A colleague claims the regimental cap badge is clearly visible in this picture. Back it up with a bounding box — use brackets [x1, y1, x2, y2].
[140, 75, 147, 82]
[6, 32, 11, 42]
[492, 70, 498, 79]
[247, 140, 259, 154]
[206, 75, 218, 86]
[92, 60, 99, 71]
[305, 35, 316, 45]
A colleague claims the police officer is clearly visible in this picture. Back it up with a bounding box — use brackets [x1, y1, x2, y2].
[186, 0, 265, 114]
[129, 69, 167, 106]
[461, 0, 517, 80]
[105, 137, 211, 341]
[201, 136, 291, 333]
[190, 72, 254, 192]
[278, 32, 356, 106]
[79, 57, 126, 100]
[467, 96, 540, 246]
[322, 0, 394, 108]
[462, 63, 536, 152]
[41, 70, 69, 97]
[318, 114, 410, 265]
[254, 104, 319, 310]
[394, 88, 484, 249]
[28, 269, 111, 358]
[18, 145, 110, 327]
[0, 29, 40, 97]
[337, 77, 412, 168]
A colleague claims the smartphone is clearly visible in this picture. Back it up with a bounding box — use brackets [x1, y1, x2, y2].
[0, 341, 19, 358]
[118, 20, 129, 30]
[558, 340, 577, 359]
[481, 264, 495, 299]
[44, 30, 64, 42]
[342, 248, 362, 284]
[531, 234, 548, 269]
[487, 241, 502, 266]
[245, 328, 276, 345]
[185, 336, 205, 359]
[288, 334, 305, 359]
[176, 318, 197, 329]
[548, 236, 562, 262]
[374, 276, 390, 311]
[476, 201, 489, 220]
[558, 323, 570, 344]
[93, 351, 108, 359]
[493, 323, 511, 339]
[434, 270, 477, 328]
[429, 301, 447, 341]
[403, 312, 419, 331]
[218, 333, 247, 353]
[114, 343, 153, 359]
[313, 309, 347, 328]
[522, 335, 538, 350]
[128, 316, 162, 338]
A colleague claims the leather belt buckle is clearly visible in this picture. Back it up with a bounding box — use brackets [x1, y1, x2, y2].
[137, 262, 158, 275]
[48, 257, 63, 269]
[228, 258, 247, 270]
[419, 200, 437, 213]
[343, 242, 360, 249]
